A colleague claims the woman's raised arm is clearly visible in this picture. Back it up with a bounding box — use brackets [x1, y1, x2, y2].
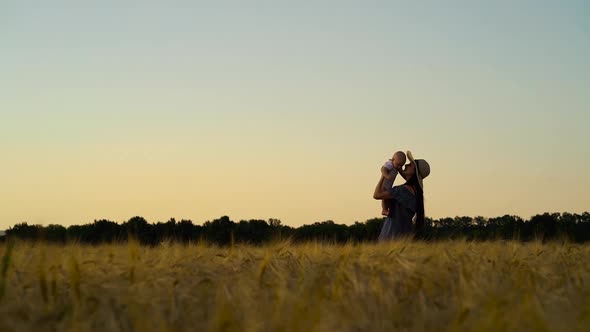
[373, 175, 393, 200]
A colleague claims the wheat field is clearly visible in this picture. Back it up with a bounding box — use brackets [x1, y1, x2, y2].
[0, 240, 589, 332]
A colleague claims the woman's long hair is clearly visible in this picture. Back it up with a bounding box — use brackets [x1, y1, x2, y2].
[405, 172, 425, 232]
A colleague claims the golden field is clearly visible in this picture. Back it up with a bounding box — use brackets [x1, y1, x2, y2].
[0, 240, 589, 332]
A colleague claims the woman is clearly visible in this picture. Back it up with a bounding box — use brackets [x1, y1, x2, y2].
[373, 151, 430, 240]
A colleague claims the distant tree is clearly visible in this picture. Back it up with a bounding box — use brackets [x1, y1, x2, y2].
[43, 224, 67, 243]
[7, 223, 42, 240]
[234, 219, 271, 244]
[123, 216, 154, 244]
[529, 213, 559, 241]
[203, 216, 236, 245]
[177, 219, 200, 243]
[4, 211, 590, 245]
[91, 219, 121, 243]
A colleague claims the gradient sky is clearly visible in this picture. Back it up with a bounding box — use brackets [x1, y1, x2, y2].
[1, 0, 589, 229]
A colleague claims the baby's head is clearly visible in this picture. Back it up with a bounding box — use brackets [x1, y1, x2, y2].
[391, 151, 406, 170]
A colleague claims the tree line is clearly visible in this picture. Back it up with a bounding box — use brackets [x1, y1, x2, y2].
[2, 212, 590, 245]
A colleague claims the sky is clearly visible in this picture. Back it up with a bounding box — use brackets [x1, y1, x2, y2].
[1, 0, 589, 229]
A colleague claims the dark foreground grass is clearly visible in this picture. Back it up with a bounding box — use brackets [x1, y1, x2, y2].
[0, 240, 589, 331]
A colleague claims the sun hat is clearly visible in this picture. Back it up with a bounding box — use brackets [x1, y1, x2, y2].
[406, 151, 430, 190]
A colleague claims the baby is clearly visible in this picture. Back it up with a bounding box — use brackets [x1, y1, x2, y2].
[381, 151, 406, 215]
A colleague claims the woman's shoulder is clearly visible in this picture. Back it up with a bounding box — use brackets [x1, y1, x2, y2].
[390, 185, 416, 196]
[389, 185, 418, 212]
